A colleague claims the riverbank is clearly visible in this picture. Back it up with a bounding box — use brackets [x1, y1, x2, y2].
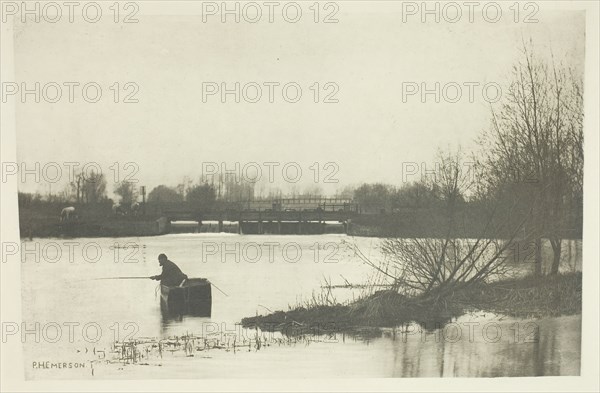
[20, 217, 170, 238]
[17, 199, 582, 238]
[20, 213, 583, 239]
[240, 272, 582, 333]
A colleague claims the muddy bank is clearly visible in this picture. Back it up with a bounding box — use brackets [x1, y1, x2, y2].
[240, 272, 582, 333]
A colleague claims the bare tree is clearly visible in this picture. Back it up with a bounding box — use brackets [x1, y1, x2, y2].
[114, 181, 138, 205]
[482, 41, 584, 275]
[82, 171, 107, 204]
[353, 148, 525, 299]
[69, 171, 86, 203]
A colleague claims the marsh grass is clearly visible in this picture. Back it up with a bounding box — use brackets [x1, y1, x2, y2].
[241, 272, 582, 333]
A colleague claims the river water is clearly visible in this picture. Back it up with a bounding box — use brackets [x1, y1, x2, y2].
[19, 234, 581, 379]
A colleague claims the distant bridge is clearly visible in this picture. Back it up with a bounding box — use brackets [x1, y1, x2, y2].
[161, 203, 356, 234]
[150, 198, 358, 234]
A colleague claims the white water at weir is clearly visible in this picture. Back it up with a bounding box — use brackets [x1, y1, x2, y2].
[19, 234, 581, 379]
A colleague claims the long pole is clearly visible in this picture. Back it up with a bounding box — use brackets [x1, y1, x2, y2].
[209, 281, 229, 297]
[92, 277, 230, 297]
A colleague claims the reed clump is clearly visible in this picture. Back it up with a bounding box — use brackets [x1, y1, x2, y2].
[241, 272, 582, 333]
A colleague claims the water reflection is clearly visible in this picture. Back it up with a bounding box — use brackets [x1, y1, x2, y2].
[100, 312, 581, 378]
[20, 234, 582, 379]
[385, 313, 581, 377]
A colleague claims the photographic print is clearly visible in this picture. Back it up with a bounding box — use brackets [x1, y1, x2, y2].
[1, 1, 598, 391]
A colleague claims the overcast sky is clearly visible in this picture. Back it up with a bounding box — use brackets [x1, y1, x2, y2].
[11, 2, 585, 198]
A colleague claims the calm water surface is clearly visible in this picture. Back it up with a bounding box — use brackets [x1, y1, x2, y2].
[20, 234, 581, 379]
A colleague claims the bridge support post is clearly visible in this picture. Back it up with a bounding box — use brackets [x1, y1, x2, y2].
[218, 220, 223, 233]
[319, 211, 324, 234]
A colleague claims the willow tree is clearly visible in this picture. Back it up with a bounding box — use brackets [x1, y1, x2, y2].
[349, 148, 526, 298]
[482, 42, 584, 275]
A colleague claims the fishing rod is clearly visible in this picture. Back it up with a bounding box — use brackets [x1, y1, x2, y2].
[92, 276, 230, 297]
[92, 276, 151, 280]
[92, 276, 229, 297]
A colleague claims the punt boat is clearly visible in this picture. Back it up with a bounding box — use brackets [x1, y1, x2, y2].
[160, 278, 212, 317]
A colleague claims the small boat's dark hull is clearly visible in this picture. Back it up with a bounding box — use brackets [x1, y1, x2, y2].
[160, 278, 212, 317]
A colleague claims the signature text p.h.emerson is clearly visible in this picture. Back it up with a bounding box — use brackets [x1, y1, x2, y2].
[32, 361, 86, 369]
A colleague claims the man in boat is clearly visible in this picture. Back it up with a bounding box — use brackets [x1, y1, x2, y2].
[150, 254, 188, 287]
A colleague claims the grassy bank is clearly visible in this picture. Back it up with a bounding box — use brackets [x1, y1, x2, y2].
[241, 272, 582, 333]
[348, 209, 583, 239]
[18, 202, 168, 238]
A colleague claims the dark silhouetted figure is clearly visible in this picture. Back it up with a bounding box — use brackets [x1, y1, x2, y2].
[150, 254, 188, 287]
